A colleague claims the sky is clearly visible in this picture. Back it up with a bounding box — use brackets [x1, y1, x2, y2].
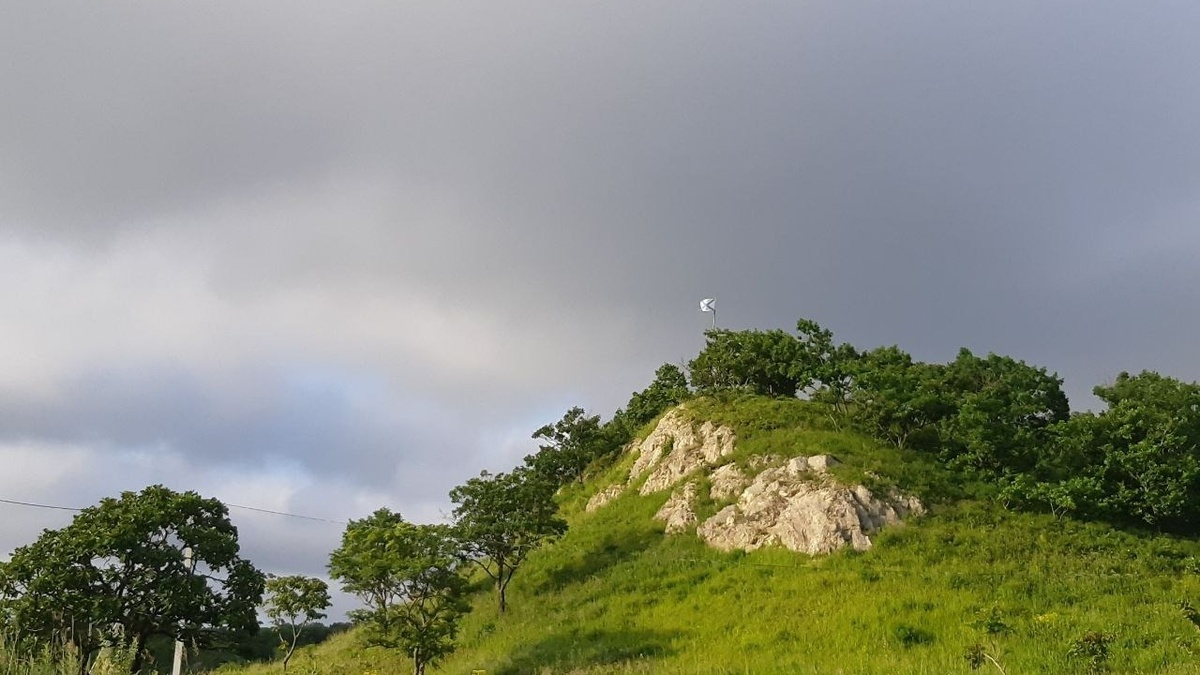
[3, 1, 1200, 620]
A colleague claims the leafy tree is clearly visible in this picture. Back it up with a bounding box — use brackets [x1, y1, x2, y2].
[1037, 372, 1200, 531]
[936, 349, 1069, 473]
[450, 469, 566, 614]
[0, 485, 264, 675]
[263, 575, 331, 673]
[850, 346, 949, 448]
[525, 407, 609, 486]
[610, 363, 691, 438]
[328, 509, 469, 675]
[793, 317, 860, 410]
[688, 328, 802, 397]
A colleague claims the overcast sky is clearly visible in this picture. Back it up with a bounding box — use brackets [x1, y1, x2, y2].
[3, 1, 1199, 619]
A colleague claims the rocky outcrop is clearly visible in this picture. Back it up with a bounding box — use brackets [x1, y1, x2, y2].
[585, 406, 922, 556]
[631, 410, 736, 495]
[654, 482, 698, 534]
[696, 456, 923, 554]
[588, 409, 735, 510]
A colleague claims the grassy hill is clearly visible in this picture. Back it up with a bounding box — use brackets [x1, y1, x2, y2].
[223, 396, 1200, 675]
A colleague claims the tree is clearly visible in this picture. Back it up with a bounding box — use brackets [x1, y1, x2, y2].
[688, 328, 802, 397]
[450, 469, 566, 614]
[263, 575, 331, 673]
[525, 407, 609, 486]
[936, 349, 1070, 473]
[0, 485, 264, 675]
[1042, 372, 1200, 531]
[328, 509, 469, 675]
[792, 318, 859, 410]
[850, 346, 949, 448]
[610, 363, 691, 438]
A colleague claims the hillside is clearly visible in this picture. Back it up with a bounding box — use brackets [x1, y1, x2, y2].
[224, 396, 1200, 675]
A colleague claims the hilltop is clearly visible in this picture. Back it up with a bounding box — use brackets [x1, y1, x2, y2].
[227, 395, 1200, 675]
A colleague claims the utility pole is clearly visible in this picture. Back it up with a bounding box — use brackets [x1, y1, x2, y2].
[172, 547, 194, 675]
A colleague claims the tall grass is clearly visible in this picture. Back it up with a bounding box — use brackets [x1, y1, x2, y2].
[0, 633, 80, 675]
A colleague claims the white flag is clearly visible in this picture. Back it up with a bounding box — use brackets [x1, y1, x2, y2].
[699, 298, 715, 312]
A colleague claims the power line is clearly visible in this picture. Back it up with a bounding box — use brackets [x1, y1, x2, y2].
[226, 502, 346, 525]
[0, 497, 81, 512]
[0, 495, 346, 525]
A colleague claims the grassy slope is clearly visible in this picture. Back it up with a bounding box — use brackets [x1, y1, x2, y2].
[226, 397, 1200, 675]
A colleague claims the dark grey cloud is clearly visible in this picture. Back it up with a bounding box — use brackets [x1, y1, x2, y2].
[3, 1, 1200, 613]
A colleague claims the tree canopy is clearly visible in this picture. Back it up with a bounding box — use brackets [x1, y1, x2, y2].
[450, 468, 566, 614]
[610, 363, 691, 438]
[328, 509, 469, 675]
[0, 485, 264, 674]
[263, 575, 331, 673]
[525, 406, 609, 486]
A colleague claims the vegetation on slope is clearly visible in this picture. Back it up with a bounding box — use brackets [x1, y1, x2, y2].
[223, 397, 1200, 675]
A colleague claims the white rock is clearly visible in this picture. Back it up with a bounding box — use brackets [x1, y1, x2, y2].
[654, 483, 698, 534]
[624, 409, 737, 495]
[709, 463, 749, 501]
[697, 458, 922, 555]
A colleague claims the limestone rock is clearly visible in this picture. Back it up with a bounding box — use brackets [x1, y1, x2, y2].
[586, 484, 625, 513]
[654, 483, 698, 534]
[709, 463, 749, 501]
[697, 456, 923, 555]
[633, 412, 736, 496]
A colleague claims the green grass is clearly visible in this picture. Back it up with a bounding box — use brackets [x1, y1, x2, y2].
[219, 397, 1200, 675]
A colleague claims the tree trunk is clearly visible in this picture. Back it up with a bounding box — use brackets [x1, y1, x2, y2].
[496, 561, 507, 614]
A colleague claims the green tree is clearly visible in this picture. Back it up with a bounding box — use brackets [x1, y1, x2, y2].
[328, 509, 468, 675]
[1047, 372, 1200, 531]
[263, 575, 331, 673]
[450, 469, 567, 614]
[793, 317, 860, 411]
[688, 328, 802, 397]
[0, 485, 264, 675]
[610, 363, 691, 438]
[850, 346, 949, 448]
[936, 349, 1069, 473]
[525, 407, 609, 486]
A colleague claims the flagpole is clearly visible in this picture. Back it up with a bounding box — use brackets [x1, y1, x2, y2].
[699, 298, 716, 329]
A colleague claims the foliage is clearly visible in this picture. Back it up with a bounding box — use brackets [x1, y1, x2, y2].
[327, 510, 468, 675]
[0, 485, 264, 674]
[935, 349, 1070, 473]
[609, 364, 691, 440]
[263, 575, 331, 673]
[450, 469, 567, 614]
[792, 317, 859, 410]
[849, 346, 948, 448]
[525, 407, 613, 487]
[1004, 372, 1200, 533]
[1067, 631, 1113, 674]
[687, 328, 802, 397]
